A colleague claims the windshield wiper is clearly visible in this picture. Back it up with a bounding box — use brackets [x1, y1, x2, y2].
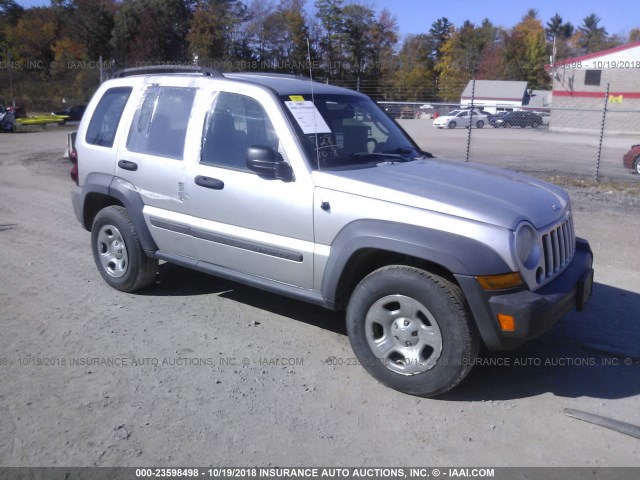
[385, 146, 434, 158]
[351, 151, 408, 161]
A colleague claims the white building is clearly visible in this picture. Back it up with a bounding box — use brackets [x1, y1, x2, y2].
[548, 41, 640, 134]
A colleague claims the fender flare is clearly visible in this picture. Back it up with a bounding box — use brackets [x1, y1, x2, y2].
[321, 219, 511, 304]
[79, 173, 158, 253]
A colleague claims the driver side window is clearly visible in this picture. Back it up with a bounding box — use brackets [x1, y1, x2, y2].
[201, 92, 280, 171]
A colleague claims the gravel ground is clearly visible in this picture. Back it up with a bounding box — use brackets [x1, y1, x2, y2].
[0, 127, 639, 467]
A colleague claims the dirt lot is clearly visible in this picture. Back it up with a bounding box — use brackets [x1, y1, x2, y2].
[0, 127, 639, 467]
[399, 119, 637, 182]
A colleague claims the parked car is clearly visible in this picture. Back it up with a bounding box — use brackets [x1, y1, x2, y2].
[487, 111, 507, 126]
[493, 111, 542, 128]
[623, 143, 640, 174]
[53, 104, 87, 125]
[0, 105, 16, 132]
[534, 111, 550, 126]
[71, 66, 593, 397]
[433, 108, 488, 129]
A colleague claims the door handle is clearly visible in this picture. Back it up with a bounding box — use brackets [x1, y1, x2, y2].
[118, 160, 138, 171]
[195, 175, 224, 190]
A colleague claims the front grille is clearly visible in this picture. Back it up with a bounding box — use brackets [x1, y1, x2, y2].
[541, 217, 575, 280]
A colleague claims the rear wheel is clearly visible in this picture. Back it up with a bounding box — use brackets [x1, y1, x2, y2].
[448, 121, 457, 129]
[91, 206, 158, 292]
[634, 156, 640, 175]
[346, 266, 480, 397]
[476, 120, 484, 129]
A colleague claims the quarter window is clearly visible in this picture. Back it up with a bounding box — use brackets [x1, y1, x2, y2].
[201, 92, 280, 170]
[85, 87, 132, 148]
[127, 86, 196, 160]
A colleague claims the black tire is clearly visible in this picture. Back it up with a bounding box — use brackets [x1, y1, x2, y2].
[91, 206, 158, 292]
[346, 266, 480, 397]
[448, 121, 457, 129]
[503, 122, 510, 128]
[532, 122, 540, 129]
[632, 156, 640, 175]
[476, 120, 484, 129]
[58, 120, 66, 126]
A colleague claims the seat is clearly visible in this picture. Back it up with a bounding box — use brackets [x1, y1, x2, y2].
[203, 111, 248, 169]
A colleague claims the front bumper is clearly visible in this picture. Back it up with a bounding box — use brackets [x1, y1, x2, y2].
[456, 238, 593, 351]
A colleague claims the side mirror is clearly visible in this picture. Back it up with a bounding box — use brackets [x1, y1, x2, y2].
[246, 146, 293, 181]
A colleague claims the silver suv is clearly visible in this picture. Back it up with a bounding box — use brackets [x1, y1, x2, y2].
[71, 66, 594, 396]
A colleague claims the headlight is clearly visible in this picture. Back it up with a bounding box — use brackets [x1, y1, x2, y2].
[515, 223, 538, 268]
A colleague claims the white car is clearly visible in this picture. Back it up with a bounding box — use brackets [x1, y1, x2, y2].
[433, 109, 488, 129]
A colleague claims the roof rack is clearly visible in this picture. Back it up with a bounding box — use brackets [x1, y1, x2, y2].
[112, 65, 224, 79]
[227, 72, 309, 80]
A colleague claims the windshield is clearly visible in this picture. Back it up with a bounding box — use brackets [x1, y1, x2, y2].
[279, 94, 424, 169]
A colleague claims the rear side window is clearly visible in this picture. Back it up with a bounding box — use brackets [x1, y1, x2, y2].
[85, 87, 132, 148]
[126, 86, 196, 160]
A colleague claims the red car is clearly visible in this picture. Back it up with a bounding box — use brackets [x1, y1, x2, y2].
[623, 143, 640, 174]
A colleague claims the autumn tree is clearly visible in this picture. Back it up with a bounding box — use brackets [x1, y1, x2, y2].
[392, 34, 435, 100]
[341, 3, 375, 79]
[314, 0, 345, 77]
[187, 0, 250, 66]
[112, 0, 191, 66]
[0, 0, 23, 43]
[8, 7, 59, 71]
[503, 10, 548, 89]
[259, 0, 310, 73]
[630, 27, 640, 43]
[368, 8, 398, 96]
[435, 20, 498, 100]
[72, 0, 116, 61]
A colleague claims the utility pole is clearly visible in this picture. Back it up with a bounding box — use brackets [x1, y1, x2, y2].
[7, 51, 15, 107]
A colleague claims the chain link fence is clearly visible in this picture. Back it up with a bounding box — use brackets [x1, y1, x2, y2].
[377, 85, 640, 186]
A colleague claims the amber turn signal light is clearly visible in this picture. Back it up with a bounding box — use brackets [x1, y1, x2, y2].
[497, 314, 516, 332]
[476, 272, 524, 291]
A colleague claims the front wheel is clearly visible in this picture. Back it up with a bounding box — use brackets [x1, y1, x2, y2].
[346, 266, 480, 397]
[448, 121, 457, 129]
[91, 206, 158, 292]
[634, 156, 640, 175]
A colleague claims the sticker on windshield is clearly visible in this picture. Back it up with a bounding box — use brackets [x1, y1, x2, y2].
[285, 101, 331, 135]
[289, 95, 305, 102]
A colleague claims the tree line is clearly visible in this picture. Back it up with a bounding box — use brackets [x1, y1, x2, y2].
[1, 0, 638, 110]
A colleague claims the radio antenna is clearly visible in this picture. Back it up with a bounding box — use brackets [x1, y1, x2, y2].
[307, 38, 320, 170]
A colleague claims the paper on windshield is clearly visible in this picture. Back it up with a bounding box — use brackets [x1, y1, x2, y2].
[285, 101, 331, 135]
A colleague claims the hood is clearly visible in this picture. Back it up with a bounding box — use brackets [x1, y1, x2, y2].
[312, 159, 569, 230]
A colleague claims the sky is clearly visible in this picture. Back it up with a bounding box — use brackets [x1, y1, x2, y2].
[371, 0, 638, 39]
[14, 0, 640, 40]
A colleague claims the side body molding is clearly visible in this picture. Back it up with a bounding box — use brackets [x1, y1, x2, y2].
[321, 219, 511, 305]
